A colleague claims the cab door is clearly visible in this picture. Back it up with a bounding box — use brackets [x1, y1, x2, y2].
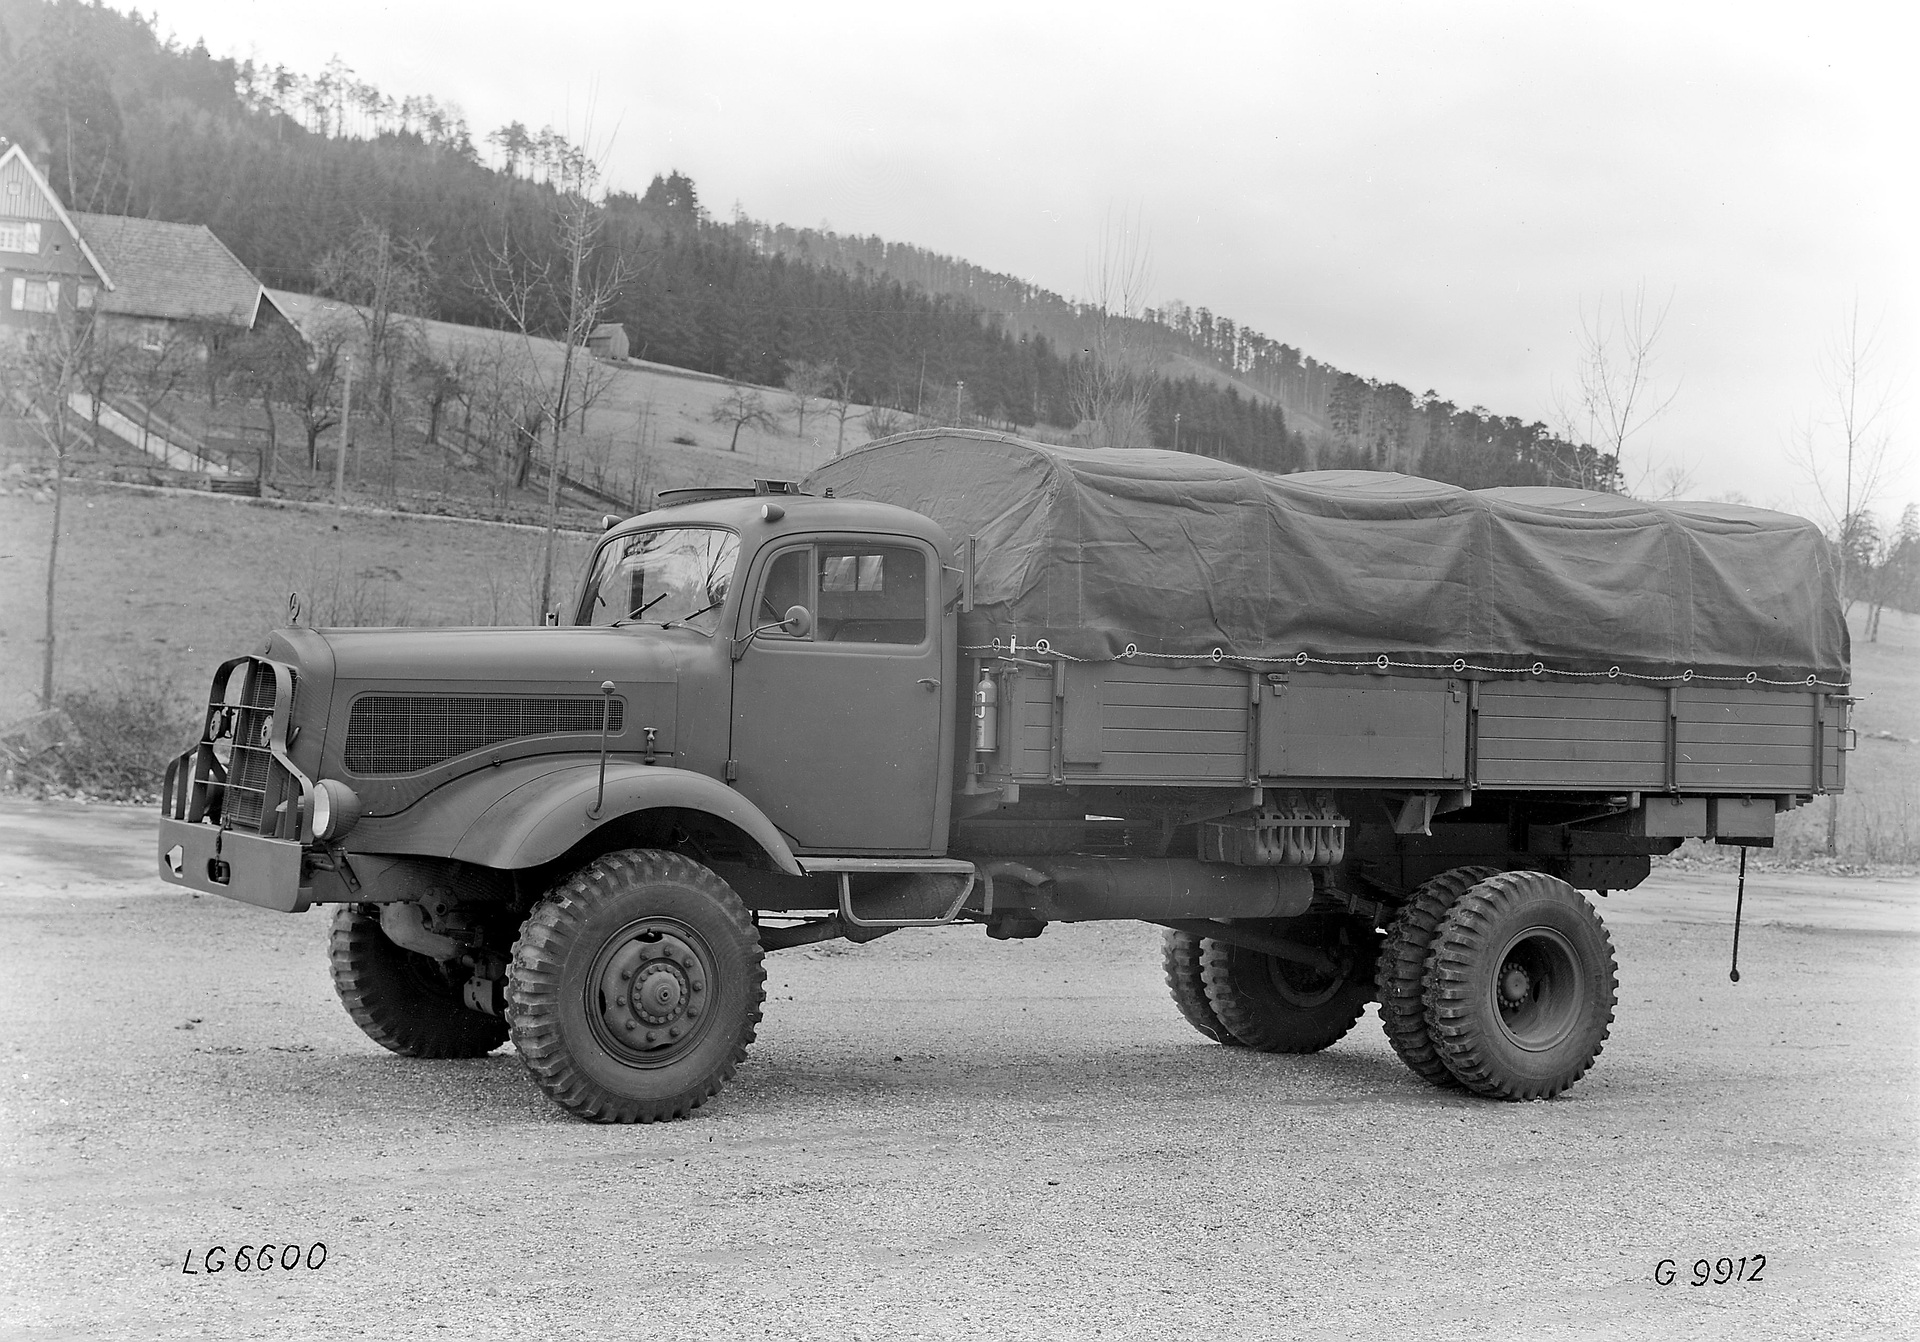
[729, 536, 945, 852]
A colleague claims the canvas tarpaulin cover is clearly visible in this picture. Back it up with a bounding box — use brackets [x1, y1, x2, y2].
[805, 430, 1848, 688]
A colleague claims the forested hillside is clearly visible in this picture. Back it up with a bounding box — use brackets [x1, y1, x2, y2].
[737, 218, 1618, 489]
[0, 0, 1612, 489]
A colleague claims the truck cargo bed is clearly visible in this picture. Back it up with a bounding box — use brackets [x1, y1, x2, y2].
[977, 658, 1847, 799]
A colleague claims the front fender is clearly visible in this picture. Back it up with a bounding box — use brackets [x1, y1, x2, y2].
[443, 762, 804, 874]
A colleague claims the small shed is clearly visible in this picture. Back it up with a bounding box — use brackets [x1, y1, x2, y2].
[587, 322, 630, 361]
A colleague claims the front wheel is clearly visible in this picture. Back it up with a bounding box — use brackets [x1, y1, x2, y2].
[1201, 914, 1380, 1053]
[507, 849, 765, 1123]
[328, 905, 508, 1058]
[1423, 871, 1617, 1100]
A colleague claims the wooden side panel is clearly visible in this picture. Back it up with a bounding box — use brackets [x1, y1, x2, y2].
[1011, 672, 1053, 780]
[1476, 681, 1667, 788]
[1062, 663, 1249, 782]
[1822, 695, 1848, 793]
[1674, 686, 1821, 791]
[1257, 674, 1464, 780]
[1478, 681, 1830, 793]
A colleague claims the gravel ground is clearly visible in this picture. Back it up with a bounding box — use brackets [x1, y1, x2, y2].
[2, 798, 1916, 1341]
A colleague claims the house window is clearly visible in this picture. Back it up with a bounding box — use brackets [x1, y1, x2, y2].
[9, 277, 57, 312]
[77, 283, 95, 309]
[0, 221, 42, 254]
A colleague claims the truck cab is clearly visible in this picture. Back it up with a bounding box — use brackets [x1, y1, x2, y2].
[570, 485, 959, 855]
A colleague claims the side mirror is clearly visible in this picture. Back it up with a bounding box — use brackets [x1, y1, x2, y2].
[732, 603, 814, 661]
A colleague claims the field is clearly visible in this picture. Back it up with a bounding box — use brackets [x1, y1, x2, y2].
[0, 484, 602, 725]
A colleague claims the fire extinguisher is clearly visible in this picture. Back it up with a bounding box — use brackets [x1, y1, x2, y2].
[973, 669, 998, 753]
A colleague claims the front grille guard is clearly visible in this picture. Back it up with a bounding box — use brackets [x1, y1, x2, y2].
[162, 656, 314, 843]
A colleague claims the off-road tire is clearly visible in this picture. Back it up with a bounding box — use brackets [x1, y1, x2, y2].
[507, 849, 764, 1123]
[328, 904, 509, 1059]
[1161, 930, 1242, 1045]
[1374, 865, 1501, 1088]
[1200, 914, 1380, 1053]
[1423, 871, 1617, 1100]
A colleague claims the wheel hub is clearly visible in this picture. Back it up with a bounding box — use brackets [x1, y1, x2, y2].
[598, 930, 708, 1052]
[1489, 926, 1583, 1053]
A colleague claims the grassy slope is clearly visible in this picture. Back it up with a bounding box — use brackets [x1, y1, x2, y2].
[256, 292, 872, 503]
[0, 485, 600, 723]
[1773, 606, 1919, 863]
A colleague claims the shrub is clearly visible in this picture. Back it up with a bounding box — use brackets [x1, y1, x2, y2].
[1, 676, 201, 801]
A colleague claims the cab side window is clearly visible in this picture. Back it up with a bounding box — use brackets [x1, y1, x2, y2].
[750, 543, 930, 646]
[757, 548, 813, 632]
[816, 545, 926, 645]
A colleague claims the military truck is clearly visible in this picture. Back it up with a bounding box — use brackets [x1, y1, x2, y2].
[158, 430, 1851, 1123]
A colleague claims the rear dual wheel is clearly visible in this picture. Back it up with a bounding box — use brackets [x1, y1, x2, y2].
[1375, 866, 1500, 1087]
[1422, 871, 1617, 1101]
[1164, 915, 1379, 1054]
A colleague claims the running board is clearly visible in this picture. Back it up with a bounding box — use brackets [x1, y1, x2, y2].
[798, 857, 978, 928]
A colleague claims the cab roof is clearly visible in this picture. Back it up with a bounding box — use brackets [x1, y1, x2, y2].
[606, 490, 951, 558]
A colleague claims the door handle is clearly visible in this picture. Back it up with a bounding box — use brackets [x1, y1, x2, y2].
[918, 678, 940, 691]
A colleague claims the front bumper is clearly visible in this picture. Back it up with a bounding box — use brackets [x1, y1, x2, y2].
[158, 818, 310, 913]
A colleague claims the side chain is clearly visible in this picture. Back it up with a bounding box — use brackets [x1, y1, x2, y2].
[961, 639, 1848, 691]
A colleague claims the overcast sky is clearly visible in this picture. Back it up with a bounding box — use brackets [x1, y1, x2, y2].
[142, 0, 1915, 523]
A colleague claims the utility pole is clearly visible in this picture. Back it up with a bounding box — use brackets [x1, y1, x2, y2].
[334, 352, 353, 508]
[1173, 411, 1181, 454]
[956, 379, 965, 425]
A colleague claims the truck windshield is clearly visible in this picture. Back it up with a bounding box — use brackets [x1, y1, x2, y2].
[579, 527, 740, 632]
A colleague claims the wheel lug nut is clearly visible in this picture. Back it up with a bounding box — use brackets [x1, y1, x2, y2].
[645, 1031, 657, 1043]
[686, 1007, 700, 1018]
[669, 1026, 682, 1038]
[624, 1021, 636, 1032]
[620, 969, 631, 981]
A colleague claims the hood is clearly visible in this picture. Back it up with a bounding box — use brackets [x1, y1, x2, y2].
[299, 625, 689, 817]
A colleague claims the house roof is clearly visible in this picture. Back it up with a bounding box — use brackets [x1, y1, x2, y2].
[73, 212, 280, 328]
[0, 144, 114, 288]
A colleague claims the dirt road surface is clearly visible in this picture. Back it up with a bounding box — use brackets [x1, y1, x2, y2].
[2, 798, 1915, 1340]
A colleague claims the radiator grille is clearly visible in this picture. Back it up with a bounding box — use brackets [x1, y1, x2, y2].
[215, 659, 298, 836]
[345, 695, 624, 775]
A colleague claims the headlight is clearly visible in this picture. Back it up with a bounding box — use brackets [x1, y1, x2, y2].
[310, 779, 361, 841]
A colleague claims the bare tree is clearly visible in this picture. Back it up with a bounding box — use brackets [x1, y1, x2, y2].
[315, 219, 433, 421]
[73, 321, 138, 451]
[473, 149, 629, 616]
[1552, 282, 1683, 496]
[225, 327, 289, 483]
[274, 319, 354, 471]
[1788, 301, 1900, 615]
[864, 405, 908, 442]
[709, 385, 776, 452]
[0, 301, 98, 706]
[124, 326, 200, 461]
[825, 364, 863, 455]
[1069, 210, 1160, 450]
[783, 359, 832, 437]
